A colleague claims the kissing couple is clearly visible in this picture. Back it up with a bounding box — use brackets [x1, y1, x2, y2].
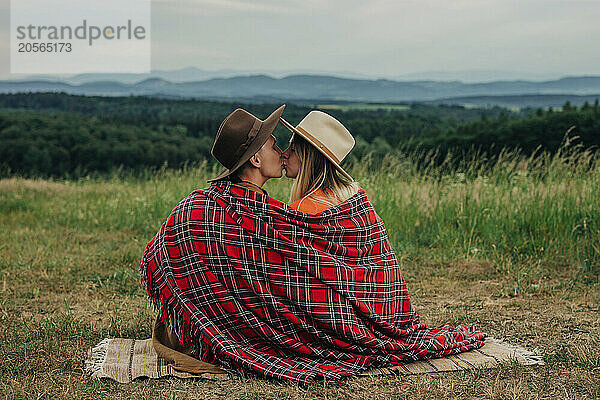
[140, 105, 486, 385]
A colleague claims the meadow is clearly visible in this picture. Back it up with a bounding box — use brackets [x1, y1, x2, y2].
[0, 144, 599, 399]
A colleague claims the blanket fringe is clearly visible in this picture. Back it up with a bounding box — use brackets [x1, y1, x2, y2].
[85, 338, 111, 378]
[486, 337, 545, 365]
[141, 257, 202, 359]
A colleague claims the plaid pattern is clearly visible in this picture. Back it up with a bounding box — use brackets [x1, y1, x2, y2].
[140, 181, 486, 384]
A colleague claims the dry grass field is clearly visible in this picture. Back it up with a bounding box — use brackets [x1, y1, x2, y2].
[1, 147, 599, 399]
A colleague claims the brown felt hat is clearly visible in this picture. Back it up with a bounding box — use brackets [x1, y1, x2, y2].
[208, 104, 286, 182]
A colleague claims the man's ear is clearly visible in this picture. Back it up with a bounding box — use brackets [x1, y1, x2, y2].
[248, 153, 261, 168]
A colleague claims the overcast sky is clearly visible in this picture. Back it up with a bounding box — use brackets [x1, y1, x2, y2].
[1, 0, 599, 80]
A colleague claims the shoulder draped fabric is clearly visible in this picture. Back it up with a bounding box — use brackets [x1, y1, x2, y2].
[140, 181, 486, 384]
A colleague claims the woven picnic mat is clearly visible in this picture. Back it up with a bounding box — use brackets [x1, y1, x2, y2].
[360, 337, 544, 376]
[85, 337, 543, 383]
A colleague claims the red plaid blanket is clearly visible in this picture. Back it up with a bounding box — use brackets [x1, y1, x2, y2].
[140, 181, 486, 384]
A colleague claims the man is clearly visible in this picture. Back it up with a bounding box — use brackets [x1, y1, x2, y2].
[209, 105, 286, 193]
[150, 105, 285, 375]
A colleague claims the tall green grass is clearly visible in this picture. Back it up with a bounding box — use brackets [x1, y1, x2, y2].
[1, 141, 598, 287]
[353, 139, 599, 294]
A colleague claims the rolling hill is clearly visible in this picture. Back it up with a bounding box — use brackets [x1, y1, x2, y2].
[1, 74, 599, 107]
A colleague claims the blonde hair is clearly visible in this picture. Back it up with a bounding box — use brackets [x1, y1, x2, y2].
[289, 135, 359, 205]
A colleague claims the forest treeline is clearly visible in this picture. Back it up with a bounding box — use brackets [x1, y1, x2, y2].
[0, 93, 598, 177]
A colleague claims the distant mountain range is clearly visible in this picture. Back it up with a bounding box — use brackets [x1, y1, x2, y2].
[5, 67, 372, 85]
[2, 67, 569, 85]
[1, 73, 599, 108]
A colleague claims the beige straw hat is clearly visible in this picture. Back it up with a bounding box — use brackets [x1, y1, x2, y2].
[279, 111, 355, 181]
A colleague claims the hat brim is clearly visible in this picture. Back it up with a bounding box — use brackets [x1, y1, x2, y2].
[207, 104, 286, 182]
[279, 117, 354, 182]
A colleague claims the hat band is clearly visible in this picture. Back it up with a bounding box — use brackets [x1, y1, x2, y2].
[295, 126, 341, 164]
[233, 118, 263, 162]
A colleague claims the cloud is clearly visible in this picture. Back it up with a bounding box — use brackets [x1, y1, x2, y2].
[152, 0, 296, 15]
[1, 0, 599, 77]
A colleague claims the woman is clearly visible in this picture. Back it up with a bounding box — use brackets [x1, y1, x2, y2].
[280, 111, 360, 213]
